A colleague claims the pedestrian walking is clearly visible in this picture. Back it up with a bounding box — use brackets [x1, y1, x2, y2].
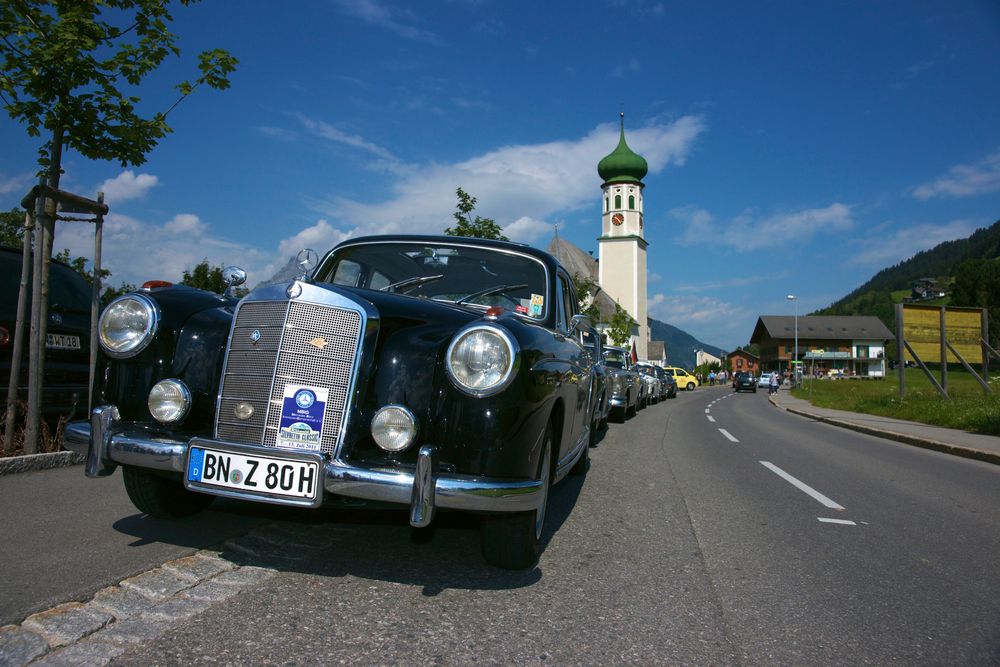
[769, 372, 779, 395]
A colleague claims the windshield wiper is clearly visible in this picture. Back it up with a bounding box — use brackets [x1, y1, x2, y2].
[455, 283, 528, 306]
[379, 274, 444, 294]
[379, 274, 444, 292]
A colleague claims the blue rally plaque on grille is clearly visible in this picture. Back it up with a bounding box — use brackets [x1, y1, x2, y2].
[276, 384, 328, 451]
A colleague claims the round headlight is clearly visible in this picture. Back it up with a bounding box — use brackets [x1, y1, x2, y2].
[371, 405, 417, 452]
[446, 325, 518, 396]
[148, 379, 191, 424]
[99, 294, 158, 358]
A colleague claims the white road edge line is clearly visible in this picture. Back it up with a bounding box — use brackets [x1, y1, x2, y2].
[759, 461, 846, 510]
[706, 415, 716, 423]
[818, 518, 857, 525]
[718, 428, 739, 442]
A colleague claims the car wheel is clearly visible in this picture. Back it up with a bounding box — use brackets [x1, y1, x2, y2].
[626, 394, 638, 418]
[686, 382, 695, 391]
[480, 422, 552, 570]
[122, 466, 214, 519]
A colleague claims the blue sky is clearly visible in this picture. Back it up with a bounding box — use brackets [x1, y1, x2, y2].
[2, 0, 1000, 353]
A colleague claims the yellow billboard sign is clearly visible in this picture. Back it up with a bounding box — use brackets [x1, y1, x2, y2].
[902, 304, 983, 363]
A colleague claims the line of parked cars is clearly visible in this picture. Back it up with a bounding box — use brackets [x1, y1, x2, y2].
[56, 234, 697, 570]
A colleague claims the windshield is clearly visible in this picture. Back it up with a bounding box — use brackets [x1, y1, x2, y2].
[317, 241, 548, 318]
[602, 348, 626, 369]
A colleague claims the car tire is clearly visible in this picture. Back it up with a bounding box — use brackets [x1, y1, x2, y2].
[122, 466, 214, 519]
[686, 382, 695, 391]
[626, 394, 638, 418]
[480, 422, 552, 570]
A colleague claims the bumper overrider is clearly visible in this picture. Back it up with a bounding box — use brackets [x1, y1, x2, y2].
[64, 405, 544, 529]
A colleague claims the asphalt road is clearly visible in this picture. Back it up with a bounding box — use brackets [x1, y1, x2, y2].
[4, 386, 999, 664]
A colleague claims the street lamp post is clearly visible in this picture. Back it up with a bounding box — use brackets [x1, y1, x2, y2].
[787, 294, 798, 386]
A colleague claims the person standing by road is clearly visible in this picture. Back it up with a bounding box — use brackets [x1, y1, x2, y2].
[769, 372, 779, 395]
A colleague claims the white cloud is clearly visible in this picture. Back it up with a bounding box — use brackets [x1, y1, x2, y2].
[649, 292, 754, 350]
[322, 116, 706, 237]
[296, 114, 403, 169]
[911, 149, 1000, 200]
[503, 216, 552, 244]
[1, 171, 34, 196]
[97, 171, 158, 204]
[673, 203, 854, 251]
[332, 0, 442, 45]
[849, 219, 982, 266]
[163, 213, 204, 236]
[612, 59, 641, 78]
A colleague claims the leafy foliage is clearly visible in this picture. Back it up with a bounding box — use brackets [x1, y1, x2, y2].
[0, 208, 27, 247]
[605, 302, 637, 348]
[181, 259, 248, 296]
[0, 0, 238, 171]
[444, 188, 508, 241]
[571, 273, 602, 324]
[950, 257, 1000, 349]
[813, 218, 1000, 332]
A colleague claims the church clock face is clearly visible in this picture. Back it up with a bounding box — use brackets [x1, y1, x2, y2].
[611, 213, 624, 226]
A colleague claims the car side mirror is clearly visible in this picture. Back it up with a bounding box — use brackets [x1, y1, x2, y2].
[222, 266, 246, 298]
[568, 314, 591, 337]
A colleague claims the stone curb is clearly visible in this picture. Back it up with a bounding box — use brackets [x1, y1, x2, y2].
[769, 396, 1000, 466]
[0, 547, 278, 667]
[0, 451, 84, 476]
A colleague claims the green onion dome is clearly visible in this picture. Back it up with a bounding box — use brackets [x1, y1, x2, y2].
[597, 113, 648, 185]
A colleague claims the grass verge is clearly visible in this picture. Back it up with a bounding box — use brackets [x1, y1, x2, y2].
[790, 367, 1000, 436]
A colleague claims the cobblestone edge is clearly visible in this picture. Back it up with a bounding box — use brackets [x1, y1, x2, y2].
[0, 548, 278, 667]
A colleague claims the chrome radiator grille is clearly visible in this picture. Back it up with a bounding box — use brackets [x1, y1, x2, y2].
[216, 299, 362, 455]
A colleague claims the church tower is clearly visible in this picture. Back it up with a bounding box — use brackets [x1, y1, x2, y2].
[598, 113, 649, 360]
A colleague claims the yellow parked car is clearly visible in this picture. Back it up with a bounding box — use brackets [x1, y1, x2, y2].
[663, 366, 699, 391]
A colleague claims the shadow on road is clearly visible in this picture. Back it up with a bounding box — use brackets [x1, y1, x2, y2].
[110, 473, 587, 595]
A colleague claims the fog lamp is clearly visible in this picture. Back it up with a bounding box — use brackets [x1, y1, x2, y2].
[371, 405, 417, 452]
[147, 379, 191, 424]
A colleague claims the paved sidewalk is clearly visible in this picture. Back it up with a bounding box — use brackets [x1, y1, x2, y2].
[769, 389, 1000, 466]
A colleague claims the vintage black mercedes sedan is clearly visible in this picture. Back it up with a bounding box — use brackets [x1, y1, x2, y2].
[64, 235, 596, 569]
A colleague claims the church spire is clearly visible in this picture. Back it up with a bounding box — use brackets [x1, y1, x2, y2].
[597, 113, 648, 185]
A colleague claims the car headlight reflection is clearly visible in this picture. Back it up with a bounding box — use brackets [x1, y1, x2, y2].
[147, 379, 191, 424]
[99, 294, 158, 358]
[446, 325, 518, 397]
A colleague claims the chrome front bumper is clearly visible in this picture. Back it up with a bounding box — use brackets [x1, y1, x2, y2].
[63, 406, 543, 528]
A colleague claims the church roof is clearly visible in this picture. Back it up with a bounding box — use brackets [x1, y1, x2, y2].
[597, 114, 648, 185]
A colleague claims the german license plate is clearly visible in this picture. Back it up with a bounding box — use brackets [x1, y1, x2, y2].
[185, 443, 322, 506]
[46, 333, 80, 350]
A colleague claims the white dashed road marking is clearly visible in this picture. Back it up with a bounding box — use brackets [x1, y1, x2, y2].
[818, 518, 857, 525]
[718, 428, 739, 443]
[760, 461, 846, 510]
[706, 415, 716, 423]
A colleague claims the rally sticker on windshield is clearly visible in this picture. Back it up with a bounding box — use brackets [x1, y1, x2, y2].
[529, 293, 544, 317]
[276, 384, 328, 451]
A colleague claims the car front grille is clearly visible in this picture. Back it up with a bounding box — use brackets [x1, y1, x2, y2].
[216, 299, 363, 455]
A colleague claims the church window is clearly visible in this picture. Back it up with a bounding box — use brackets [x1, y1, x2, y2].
[614, 194, 621, 209]
[628, 195, 635, 209]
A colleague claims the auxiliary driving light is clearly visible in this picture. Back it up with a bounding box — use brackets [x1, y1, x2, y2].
[147, 379, 192, 424]
[371, 405, 417, 452]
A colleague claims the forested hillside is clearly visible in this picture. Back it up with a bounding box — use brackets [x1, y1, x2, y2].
[813, 219, 1000, 335]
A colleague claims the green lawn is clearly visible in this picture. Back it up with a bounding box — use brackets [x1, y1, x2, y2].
[790, 367, 1000, 436]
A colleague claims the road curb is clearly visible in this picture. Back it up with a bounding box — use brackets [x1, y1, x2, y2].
[0, 451, 85, 476]
[769, 396, 1000, 467]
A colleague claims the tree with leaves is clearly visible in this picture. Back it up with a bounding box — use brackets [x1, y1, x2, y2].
[605, 302, 637, 348]
[571, 273, 602, 324]
[444, 187, 508, 241]
[0, 209, 28, 247]
[181, 259, 248, 297]
[1, 0, 238, 182]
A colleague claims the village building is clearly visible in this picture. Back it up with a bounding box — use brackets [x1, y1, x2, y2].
[727, 349, 760, 376]
[749, 315, 893, 378]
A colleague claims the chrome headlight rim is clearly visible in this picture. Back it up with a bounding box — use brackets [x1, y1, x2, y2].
[371, 404, 418, 452]
[99, 293, 160, 359]
[445, 324, 519, 398]
[147, 378, 192, 424]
